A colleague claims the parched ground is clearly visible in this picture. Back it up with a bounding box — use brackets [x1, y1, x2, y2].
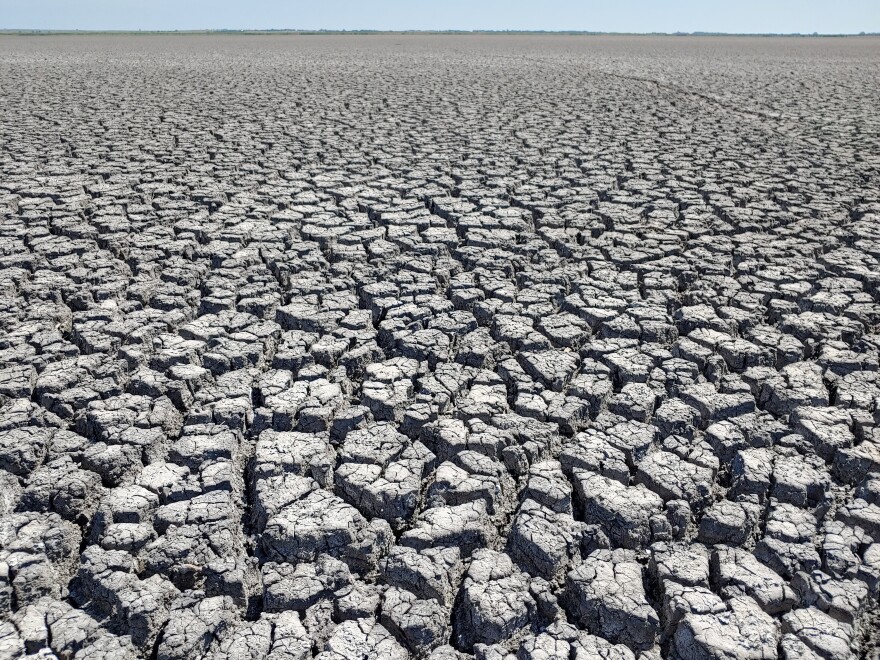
[1, 33, 879, 659]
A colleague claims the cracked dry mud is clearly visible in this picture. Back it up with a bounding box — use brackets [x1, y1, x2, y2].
[0, 33, 879, 660]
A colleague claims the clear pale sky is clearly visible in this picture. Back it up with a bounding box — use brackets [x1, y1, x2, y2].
[1, 0, 877, 34]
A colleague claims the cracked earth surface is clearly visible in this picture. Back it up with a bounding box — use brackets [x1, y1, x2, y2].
[1, 34, 879, 659]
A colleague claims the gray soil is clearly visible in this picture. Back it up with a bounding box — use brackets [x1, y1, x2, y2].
[1, 34, 879, 659]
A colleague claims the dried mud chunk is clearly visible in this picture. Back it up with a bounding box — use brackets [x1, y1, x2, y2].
[573, 471, 663, 550]
[521, 620, 637, 659]
[816, 341, 877, 376]
[210, 617, 274, 659]
[81, 441, 144, 487]
[100, 522, 156, 552]
[712, 547, 797, 614]
[782, 607, 853, 660]
[262, 555, 351, 612]
[2, 552, 61, 608]
[779, 634, 824, 660]
[857, 477, 880, 506]
[754, 510, 821, 580]
[253, 380, 308, 432]
[190, 369, 256, 431]
[0, 511, 80, 606]
[381, 546, 463, 609]
[427, 453, 506, 514]
[790, 406, 855, 462]
[0, 364, 36, 399]
[169, 424, 241, 470]
[398, 329, 451, 368]
[635, 449, 713, 511]
[272, 330, 318, 374]
[276, 302, 343, 334]
[745, 325, 805, 367]
[252, 473, 318, 532]
[137, 462, 190, 502]
[456, 327, 504, 369]
[536, 312, 590, 349]
[360, 357, 420, 421]
[104, 484, 160, 523]
[608, 382, 658, 422]
[666, 499, 694, 541]
[420, 418, 471, 463]
[717, 337, 774, 373]
[336, 430, 433, 529]
[153, 489, 236, 533]
[261, 489, 387, 570]
[558, 432, 629, 485]
[517, 350, 579, 392]
[819, 520, 869, 581]
[679, 383, 755, 426]
[604, 420, 656, 466]
[267, 610, 317, 659]
[330, 405, 370, 443]
[564, 549, 659, 652]
[381, 585, 451, 652]
[600, 346, 654, 385]
[335, 579, 383, 622]
[729, 448, 773, 503]
[704, 419, 758, 466]
[0, 427, 51, 476]
[74, 633, 140, 659]
[649, 542, 711, 591]
[362, 378, 415, 423]
[457, 378, 510, 421]
[453, 549, 537, 652]
[567, 371, 613, 417]
[400, 500, 497, 557]
[790, 569, 869, 626]
[202, 556, 262, 618]
[10, 602, 51, 653]
[18, 456, 104, 521]
[77, 393, 182, 447]
[516, 631, 573, 660]
[339, 421, 408, 466]
[858, 542, 880, 598]
[654, 398, 700, 440]
[780, 311, 863, 346]
[832, 437, 880, 485]
[507, 498, 589, 582]
[771, 454, 830, 507]
[697, 500, 761, 547]
[673, 595, 779, 660]
[334, 426, 434, 529]
[661, 580, 727, 640]
[46, 428, 91, 462]
[156, 594, 238, 660]
[303, 598, 336, 655]
[521, 459, 572, 514]
[833, 370, 880, 412]
[254, 429, 334, 485]
[835, 498, 880, 538]
[142, 520, 240, 588]
[74, 547, 180, 649]
[315, 618, 410, 660]
[0, 398, 63, 432]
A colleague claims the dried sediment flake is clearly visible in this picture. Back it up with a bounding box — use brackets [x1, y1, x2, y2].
[0, 33, 879, 658]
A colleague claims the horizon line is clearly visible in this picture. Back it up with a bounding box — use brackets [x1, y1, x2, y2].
[1, 29, 879, 37]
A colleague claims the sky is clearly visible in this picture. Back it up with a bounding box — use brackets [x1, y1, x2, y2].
[1, 0, 877, 34]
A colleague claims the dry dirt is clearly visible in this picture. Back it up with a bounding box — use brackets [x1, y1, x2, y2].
[1, 34, 879, 659]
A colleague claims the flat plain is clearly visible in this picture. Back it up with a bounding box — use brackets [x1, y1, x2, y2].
[1, 34, 879, 659]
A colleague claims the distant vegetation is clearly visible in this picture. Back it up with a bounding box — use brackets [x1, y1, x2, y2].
[1, 29, 877, 36]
